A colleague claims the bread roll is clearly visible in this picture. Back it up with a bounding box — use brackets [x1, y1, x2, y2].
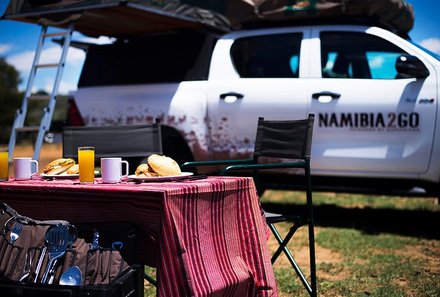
[147, 154, 181, 177]
[135, 154, 181, 177]
[135, 164, 159, 177]
[43, 158, 75, 175]
[66, 164, 79, 175]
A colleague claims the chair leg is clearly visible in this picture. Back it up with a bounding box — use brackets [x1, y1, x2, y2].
[144, 273, 157, 287]
[305, 164, 317, 297]
[268, 223, 313, 296]
[144, 266, 157, 287]
[269, 164, 317, 297]
[270, 222, 301, 263]
[308, 220, 317, 297]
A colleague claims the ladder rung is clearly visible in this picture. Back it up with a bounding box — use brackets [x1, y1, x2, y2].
[43, 31, 69, 38]
[15, 126, 40, 133]
[29, 95, 51, 101]
[35, 63, 60, 68]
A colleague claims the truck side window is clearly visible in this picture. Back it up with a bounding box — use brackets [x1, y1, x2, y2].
[231, 33, 302, 78]
[321, 32, 408, 79]
[78, 31, 215, 87]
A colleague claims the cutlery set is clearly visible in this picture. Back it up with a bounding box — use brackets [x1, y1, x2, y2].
[0, 203, 130, 287]
[0, 219, 81, 285]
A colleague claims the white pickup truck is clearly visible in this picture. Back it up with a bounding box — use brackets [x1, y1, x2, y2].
[68, 24, 440, 197]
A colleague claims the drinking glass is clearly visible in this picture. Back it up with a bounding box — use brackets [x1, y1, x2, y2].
[78, 146, 95, 183]
[0, 148, 8, 181]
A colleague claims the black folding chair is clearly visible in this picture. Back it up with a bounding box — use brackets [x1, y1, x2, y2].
[181, 114, 317, 297]
[62, 120, 162, 170]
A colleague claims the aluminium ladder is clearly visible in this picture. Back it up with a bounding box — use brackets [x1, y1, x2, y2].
[8, 23, 74, 161]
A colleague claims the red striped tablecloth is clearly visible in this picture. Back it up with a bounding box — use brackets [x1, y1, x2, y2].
[0, 176, 277, 296]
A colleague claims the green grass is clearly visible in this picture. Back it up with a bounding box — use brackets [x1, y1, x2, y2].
[262, 190, 440, 297]
[143, 266, 157, 296]
[143, 191, 440, 296]
[265, 190, 439, 210]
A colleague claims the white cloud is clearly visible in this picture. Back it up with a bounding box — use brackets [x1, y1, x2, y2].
[7, 50, 35, 73]
[40, 46, 85, 64]
[369, 56, 385, 68]
[0, 44, 13, 55]
[7, 46, 85, 93]
[43, 80, 78, 94]
[31, 79, 77, 94]
[420, 37, 440, 54]
[73, 34, 116, 44]
[7, 46, 85, 73]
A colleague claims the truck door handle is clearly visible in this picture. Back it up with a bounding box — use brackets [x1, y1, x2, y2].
[312, 91, 341, 102]
[220, 92, 244, 100]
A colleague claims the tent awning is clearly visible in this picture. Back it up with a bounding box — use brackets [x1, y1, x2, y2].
[2, 1, 231, 37]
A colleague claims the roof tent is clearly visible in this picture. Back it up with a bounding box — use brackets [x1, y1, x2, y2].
[2, 0, 414, 37]
[1, 0, 231, 37]
[219, 0, 414, 37]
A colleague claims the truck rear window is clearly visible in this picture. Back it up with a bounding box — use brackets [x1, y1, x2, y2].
[321, 31, 408, 79]
[78, 31, 217, 87]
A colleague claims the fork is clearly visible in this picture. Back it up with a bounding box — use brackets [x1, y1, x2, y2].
[19, 249, 35, 282]
[9, 222, 23, 243]
[41, 225, 69, 284]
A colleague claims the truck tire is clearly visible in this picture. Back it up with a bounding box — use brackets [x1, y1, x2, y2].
[161, 126, 194, 167]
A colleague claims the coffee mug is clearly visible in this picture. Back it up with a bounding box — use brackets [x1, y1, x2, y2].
[14, 157, 39, 181]
[101, 158, 129, 183]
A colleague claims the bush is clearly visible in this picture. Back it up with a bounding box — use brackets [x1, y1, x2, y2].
[0, 57, 22, 144]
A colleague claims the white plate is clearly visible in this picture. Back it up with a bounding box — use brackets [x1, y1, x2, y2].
[128, 172, 193, 182]
[41, 173, 79, 179]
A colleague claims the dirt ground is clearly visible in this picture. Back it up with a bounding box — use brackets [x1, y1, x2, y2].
[6, 142, 63, 175]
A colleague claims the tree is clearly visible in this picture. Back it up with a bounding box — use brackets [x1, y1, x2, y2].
[0, 57, 22, 144]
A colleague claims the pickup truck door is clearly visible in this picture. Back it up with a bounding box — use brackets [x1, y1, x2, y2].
[308, 27, 437, 175]
[207, 28, 310, 159]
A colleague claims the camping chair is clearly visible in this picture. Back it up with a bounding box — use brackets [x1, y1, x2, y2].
[62, 120, 163, 170]
[62, 121, 162, 287]
[181, 114, 317, 297]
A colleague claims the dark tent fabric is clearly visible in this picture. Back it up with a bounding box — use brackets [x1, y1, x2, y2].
[213, 0, 414, 36]
[2, 0, 414, 37]
[1, 0, 231, 37]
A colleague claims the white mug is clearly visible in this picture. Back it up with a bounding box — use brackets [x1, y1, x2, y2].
[101, 158, 129, 183]
[14, 157, 39, 181]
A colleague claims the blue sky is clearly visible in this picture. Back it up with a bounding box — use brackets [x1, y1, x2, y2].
[0, 0, 439, 94]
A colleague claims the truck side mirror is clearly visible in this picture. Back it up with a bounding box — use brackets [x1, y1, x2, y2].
[395, 54, 429, 78]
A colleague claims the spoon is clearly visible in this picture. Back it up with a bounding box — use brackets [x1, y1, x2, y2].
[59, 266, 82, 286]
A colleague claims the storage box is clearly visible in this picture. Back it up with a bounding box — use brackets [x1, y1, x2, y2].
[0, 265, 143, 297]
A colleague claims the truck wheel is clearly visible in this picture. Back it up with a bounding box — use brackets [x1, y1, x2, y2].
[161, 127, 194, 167]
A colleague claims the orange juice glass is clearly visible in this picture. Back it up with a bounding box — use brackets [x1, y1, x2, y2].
[0, 148, 8, 181]
[78, 146, 95, 183]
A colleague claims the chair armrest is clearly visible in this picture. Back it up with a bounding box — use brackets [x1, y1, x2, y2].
[221, 161, 307, 175]
[180, 158, 254, 171]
